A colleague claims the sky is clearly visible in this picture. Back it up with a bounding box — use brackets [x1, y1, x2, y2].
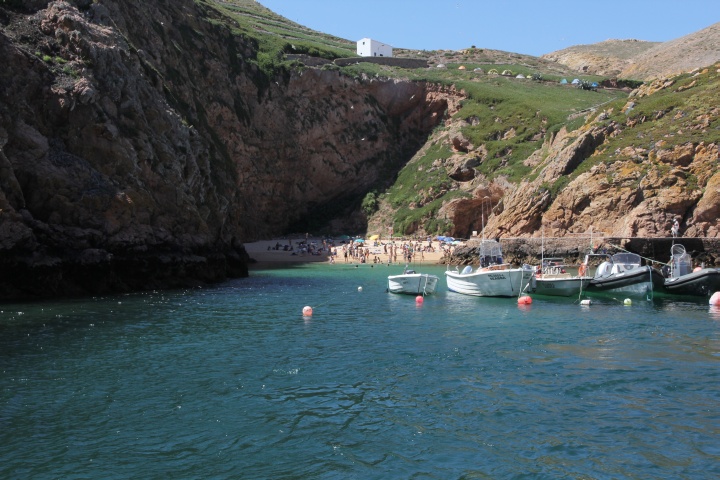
[256, 0, 718, 56]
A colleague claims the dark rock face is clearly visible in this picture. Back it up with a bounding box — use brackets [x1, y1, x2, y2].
[0, 1, 445, 299]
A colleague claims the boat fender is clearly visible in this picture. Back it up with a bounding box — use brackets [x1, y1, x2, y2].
[578, 264, 587, 277]
[461, 265, 473, 274]
[710, 292, 720, 306]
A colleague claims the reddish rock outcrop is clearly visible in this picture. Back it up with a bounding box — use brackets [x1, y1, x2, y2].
[482, 124, 719, 242]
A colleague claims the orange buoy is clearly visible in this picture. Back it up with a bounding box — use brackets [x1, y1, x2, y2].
[302, 306, 313, 316]
[517, 295, 532, 305]
[710, 292, 720, 306]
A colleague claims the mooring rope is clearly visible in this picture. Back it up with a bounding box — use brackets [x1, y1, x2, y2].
[599, 241, 668, 267]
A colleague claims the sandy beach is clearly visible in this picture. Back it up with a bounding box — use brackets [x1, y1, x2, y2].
[244, 237, 451, 266]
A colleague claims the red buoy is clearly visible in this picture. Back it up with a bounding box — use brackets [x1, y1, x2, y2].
[710, 292, 720, 306]
[517, 295, 532, 305]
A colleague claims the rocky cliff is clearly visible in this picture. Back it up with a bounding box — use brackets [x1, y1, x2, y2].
[0, 0, 449, 298]
[444, 69, 720, 253]
[1, 1, 718, 300]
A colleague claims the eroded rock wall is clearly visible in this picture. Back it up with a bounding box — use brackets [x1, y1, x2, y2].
[0, 0, 446, 298]
[479, 124, 719, 241]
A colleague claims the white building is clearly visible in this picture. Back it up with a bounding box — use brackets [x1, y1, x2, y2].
[357, 38, 393, 58]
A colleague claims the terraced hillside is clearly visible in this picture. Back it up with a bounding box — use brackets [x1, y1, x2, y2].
[210, 0, 356, 69]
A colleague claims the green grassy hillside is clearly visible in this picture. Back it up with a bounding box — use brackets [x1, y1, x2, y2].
[206, 0, 645, 236]
[207, 0, 355, 75]
[563, 68, 720, 185]
[343, 63, 626, 235]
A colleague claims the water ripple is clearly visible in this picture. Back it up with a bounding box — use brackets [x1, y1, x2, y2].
[1, 265, 719, 478]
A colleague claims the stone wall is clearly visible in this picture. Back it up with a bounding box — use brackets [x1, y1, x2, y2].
[284, 54, 332, 67]
[284, 55, 428, 69]
[334, 57, 428, 69]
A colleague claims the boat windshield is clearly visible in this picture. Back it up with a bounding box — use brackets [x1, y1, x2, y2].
[478, 240, 504, 268]
[611, 253, 641, 266]
[670, 244, 692, 277]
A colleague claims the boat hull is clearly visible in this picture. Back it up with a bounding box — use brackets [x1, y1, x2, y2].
[533, 276, 591, 297]
[445, 267, 533, 297]
[589, 266, 660, 292]
[663, 268, 720, 296]
[387, 274, 439, 295]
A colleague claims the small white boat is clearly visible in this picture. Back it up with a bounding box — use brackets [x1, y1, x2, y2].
[532, 258, 591, 297]
[387, 266, 439, 295]
[445, 240, 534, 297]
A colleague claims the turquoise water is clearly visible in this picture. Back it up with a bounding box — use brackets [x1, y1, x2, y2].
[1, 263, 719, 479]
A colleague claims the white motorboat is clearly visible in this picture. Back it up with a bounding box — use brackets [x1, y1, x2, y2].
[387, 266, 439, 295]
[445, 240, 534, 297]
[532, 257, 591, 297]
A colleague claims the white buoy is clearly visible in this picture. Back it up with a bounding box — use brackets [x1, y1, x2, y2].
[358, 286, 363, 292]
[302, 306, 313, 316]
[580, 299, 592, 306]
[624, 298, 632, 306]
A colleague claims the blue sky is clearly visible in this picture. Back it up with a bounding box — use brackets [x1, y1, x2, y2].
[256, 0, 717, 56]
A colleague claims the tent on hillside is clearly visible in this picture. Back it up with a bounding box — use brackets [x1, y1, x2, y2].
[458, 65, 466, 70]
[515, 74, 525, 79]
[571, 78, 580, 85]
[560, 78, 568, 84]
[473, 68, 484, 73]
[436, 63, 446, 68]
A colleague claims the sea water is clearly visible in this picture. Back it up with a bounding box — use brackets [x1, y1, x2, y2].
[1, 263, 719, 479]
